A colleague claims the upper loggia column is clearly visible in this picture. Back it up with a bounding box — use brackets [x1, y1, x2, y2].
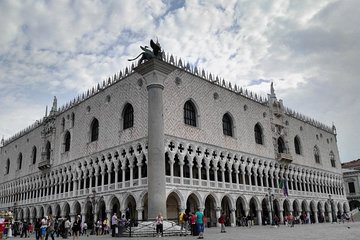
[135, 59, 175, 219]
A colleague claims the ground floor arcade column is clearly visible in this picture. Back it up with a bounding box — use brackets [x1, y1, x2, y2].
[136, 59, 175, 219]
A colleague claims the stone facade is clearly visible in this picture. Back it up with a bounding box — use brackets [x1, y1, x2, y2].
[0, 57, 348, 227]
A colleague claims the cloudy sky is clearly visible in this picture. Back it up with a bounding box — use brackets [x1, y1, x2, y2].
[0, 0, 359, 162]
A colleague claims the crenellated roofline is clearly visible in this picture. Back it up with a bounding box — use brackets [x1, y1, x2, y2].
[1, 53, 335, 147]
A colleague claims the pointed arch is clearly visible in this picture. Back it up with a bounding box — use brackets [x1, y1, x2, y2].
[90, 118, 99, 142]
[123, 103, 134, 130]
[184, 100, 197, 127]
[32, 146, 37, 164]
[222, 113, 233, 137]
[18, 152, 23, 170]
[166, 189, 186, 209]
[254, 122, 264, 145]
[294, 135, 301, 155]
[46, 141, 51, 160]
[6, 158, 10, 174]
[186, 191, 202, 212]
[64, 131, 71, 152]
[277, 137, 285, 153]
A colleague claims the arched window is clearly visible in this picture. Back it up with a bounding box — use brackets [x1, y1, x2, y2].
[123, 104, 134, 130]
[330, 151, 336, 168]
[222, 113, 233, 136]
[46, 141, 51, 161]
[32, 146, 37, 164]
[314, 146, 320, 163]
[64, 131, 71, 152]
[90, 118, 99, 142]
[71, 113, 75, 127]
[254, 123, 263, 145]
[18, 153, 22, 170]
[278, 137, 285, 153]
[294, 136, 301, 155]
[61, 117, 65, 132]
[184, 100, 197, 127]
[6, 159, 10, 174]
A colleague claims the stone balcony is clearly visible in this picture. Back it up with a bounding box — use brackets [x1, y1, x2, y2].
[38, 159, 51, 170]
[276, 153, 293, 163]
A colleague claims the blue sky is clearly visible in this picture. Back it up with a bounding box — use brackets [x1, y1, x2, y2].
[0, 0, 359, 162]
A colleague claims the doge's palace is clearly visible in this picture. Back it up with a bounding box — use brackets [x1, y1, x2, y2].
[0, 45, 348, 227]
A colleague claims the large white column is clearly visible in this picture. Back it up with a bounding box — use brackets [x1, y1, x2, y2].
[136, 59, 174, 219]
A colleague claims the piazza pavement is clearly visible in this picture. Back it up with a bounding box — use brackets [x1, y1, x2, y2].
[9, 222, 360, 240]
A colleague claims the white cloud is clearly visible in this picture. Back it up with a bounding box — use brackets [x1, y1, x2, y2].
[0, 0, 359, 162]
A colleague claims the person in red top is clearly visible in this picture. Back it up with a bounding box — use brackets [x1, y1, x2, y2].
[190, 213, 196, 236]
[218, 212, 226, 233]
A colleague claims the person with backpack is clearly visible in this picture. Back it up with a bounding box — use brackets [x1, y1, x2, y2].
[179, 211, 188, 236]
[218, 212, 226, 233]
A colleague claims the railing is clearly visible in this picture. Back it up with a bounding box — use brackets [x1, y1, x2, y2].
[122, 218, 184, 238]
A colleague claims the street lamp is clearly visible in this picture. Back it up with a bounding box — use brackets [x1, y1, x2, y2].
[267, 187, 275, 226]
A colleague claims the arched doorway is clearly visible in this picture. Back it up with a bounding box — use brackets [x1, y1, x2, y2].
[84, 201, 94, 228]
[261, 198, 270, 225]
[283, 199, 290, 216]
[124, 195, 137, 220]
[317, 202, 324, 223]
[97, 198, 106, 221]
[110, 196, 121, 217]
[166, 192, 180, 219]
[18, 208, 24, 221]
[292, 200, 300, 218]
[141, 193, 148, 220]
[235, 197, 246, 226]
[46, 205, 52, 217]
[63, 202, 70, 219]
[31, 208, 37, 224]
[25, 208, 30, 222]
[221, 196, 232, 226]
[310, 201, 316, 223]
[204, 194, 217, 227]
[249, 197, 259, 225]
[39, 206, 44, 219]
[74, 201, 81, 217]
[55, 204, 61, 219]
[186, 193, 200, 214]
[273, 199, 280, 220]
[324, 202, 331, 222]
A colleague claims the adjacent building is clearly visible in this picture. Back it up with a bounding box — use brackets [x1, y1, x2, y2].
[342, 159, 360, 210]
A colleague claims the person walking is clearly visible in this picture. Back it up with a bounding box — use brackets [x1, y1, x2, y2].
[40, 217, 48, 240]
[179, 211, 188, 236]
[45, 215, 55, 240]
[195, 208, 204, 239]
[72, 215, 81, 240]
[219, 212, 226, 233]
[64, 218, 71, 238]
[20, 220, 28, 238]
[82, 222, 88, 236]
[34, 218, 41, 240]
[246, 214, 252, 228]
[111, 213, 118, 237]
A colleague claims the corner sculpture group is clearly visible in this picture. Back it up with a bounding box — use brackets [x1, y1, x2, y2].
[128, 39, 164, 65]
